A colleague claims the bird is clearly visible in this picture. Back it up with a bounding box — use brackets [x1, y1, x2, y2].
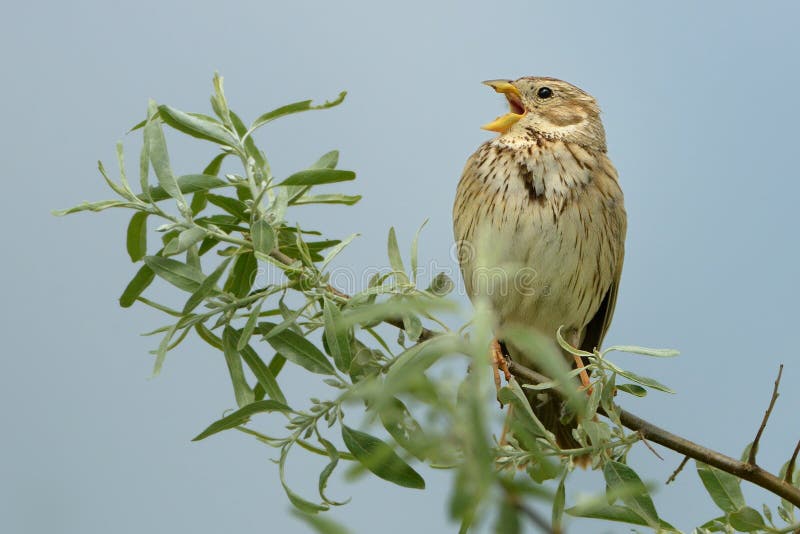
[452, 77, 627, 456]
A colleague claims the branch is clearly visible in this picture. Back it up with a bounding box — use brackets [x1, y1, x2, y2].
[507, 360, 800, 508]
[271, 243, 798, 506]
[749, 364, 783, 465]
[268, 248, 440, 341]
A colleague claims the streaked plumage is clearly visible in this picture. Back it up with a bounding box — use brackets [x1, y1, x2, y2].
[453, 77, 627, 451]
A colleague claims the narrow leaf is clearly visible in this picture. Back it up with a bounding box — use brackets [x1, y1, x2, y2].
[182, 257, 231, 314]
[222, 326, 255, 408]
[291, 194, 361, 206]
[603, 461, 659, 526]
[140, 174, 228, 202]
[696, 461, 746, 513]
[261, 322, 335, 375]
[728, 506, 767, 532]
[237, 299, 263, 351]
[278, 169, 355, 187]
[158, 104, 238, 146]
[387, 227, 405, 275]
[309, 150, 339, 170]
[144, 256, 205, 292]
[323, 298, 352, 372]
[126, 212, 148, 262]
[164, 226, 206, 256]
[192, 399, 290, 441]
[119, 264, 155, 307]
[247, 91, 346, 136]
[223, 252, 257, 298]
[251, 219, 276, 256]
[341, 425, 425, 489]
[144, 100, 184, 205]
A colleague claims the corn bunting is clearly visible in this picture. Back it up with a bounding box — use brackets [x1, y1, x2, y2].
[452, 77, 627, 453]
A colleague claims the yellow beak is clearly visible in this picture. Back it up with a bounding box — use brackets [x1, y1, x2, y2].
[481, 80, 525, 133]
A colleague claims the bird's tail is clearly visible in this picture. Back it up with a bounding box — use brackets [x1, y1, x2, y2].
[501, 340, 591, 468]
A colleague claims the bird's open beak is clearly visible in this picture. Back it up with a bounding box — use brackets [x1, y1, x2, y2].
[481, 80, 526, 133]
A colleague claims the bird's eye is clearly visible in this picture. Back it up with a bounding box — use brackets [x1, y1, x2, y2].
[537, 87, 553, 99]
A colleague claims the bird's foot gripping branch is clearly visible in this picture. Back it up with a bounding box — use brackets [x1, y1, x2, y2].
[55, 74, 800, 534]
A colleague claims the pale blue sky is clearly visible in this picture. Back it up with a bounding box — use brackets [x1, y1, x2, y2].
[3, 1, 800, 532]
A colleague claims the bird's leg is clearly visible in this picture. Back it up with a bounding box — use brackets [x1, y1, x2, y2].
[491, 338, 511, 392]
[567, 330, 593, 394]
[572, 354, 593, 393]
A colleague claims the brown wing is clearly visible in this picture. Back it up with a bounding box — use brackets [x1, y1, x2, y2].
[580, 246, 624, 353]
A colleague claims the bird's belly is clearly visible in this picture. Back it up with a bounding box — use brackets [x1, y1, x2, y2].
[461, 194, 614, 338]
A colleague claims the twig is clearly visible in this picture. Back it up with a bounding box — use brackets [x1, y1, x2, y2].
[638, 431, 664, 461]
[507, 360, 800, 508]
[749, 364, 784, 465]
[268, 249, 440, 342]
[506, 492, 558, 534]
[666, 456, 690, 485]
[284, 260, 800, 508]
[786, 439, 800, 485]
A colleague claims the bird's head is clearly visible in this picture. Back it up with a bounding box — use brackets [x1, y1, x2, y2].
[481, 77, 606, 151]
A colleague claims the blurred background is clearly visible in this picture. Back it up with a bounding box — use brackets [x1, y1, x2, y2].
[3, 1, 799, 532]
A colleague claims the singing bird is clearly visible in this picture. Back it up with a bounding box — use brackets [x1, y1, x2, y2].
[453, 77, 627, 451]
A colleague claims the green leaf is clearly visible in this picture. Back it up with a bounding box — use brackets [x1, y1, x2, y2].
[163, 226, 206, 256]
[696, 461, 746, 513]
[151, 322, 178, 376]
[261, 322, 335, 375]
[291, 511, 352, 534]
[237, 299, 263, 351]
[410, 219, 428, 282]
[566, 504, 654, 526]
[119, 264, 155, 307]
[223, 252, 257, 298]
[320, 234, 359, 270]
[247, 91, 346, 137]
[52, 200, 133, 215]
[222, 326, 255, 408]
[603, 461, 659, 526]
[192, 399, 289, 441]
[341, 425, 425, 489]
[202, 152, 228, 176]
[182, 257, 231, 314]
[139, 174, 228, 202]
[603, 345, 680, 358]
[309, 150, 339, 170]
[125, 212, 148, 262]
[144, 100, 184, 206]
[279, 446, 329, 514]
[553, 472, 566, 530]
[197, 325, 286, 404]
[205, 194, 249, 220]
[378, 397, 429, 461]
[290, 194, 361, 206]
[229, 110, 268, 173]
[616, 383, 648, 397]
[387, 227, 406, 276]
[600, 358, 675, 394]
[728, 506, 767, 532]
[322, 298, 353, 372]
[278, 169, 355, 187]
[251, 219, 276, 256]
[144, 256, 205, 292]
[158, 104, 239, 147]
[317, 437, 349, 506]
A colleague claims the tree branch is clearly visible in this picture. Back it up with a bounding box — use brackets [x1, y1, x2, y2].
[507, 360, 800, 508]
[749, 364, 783, 465]
[272, 244, 799, 507]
